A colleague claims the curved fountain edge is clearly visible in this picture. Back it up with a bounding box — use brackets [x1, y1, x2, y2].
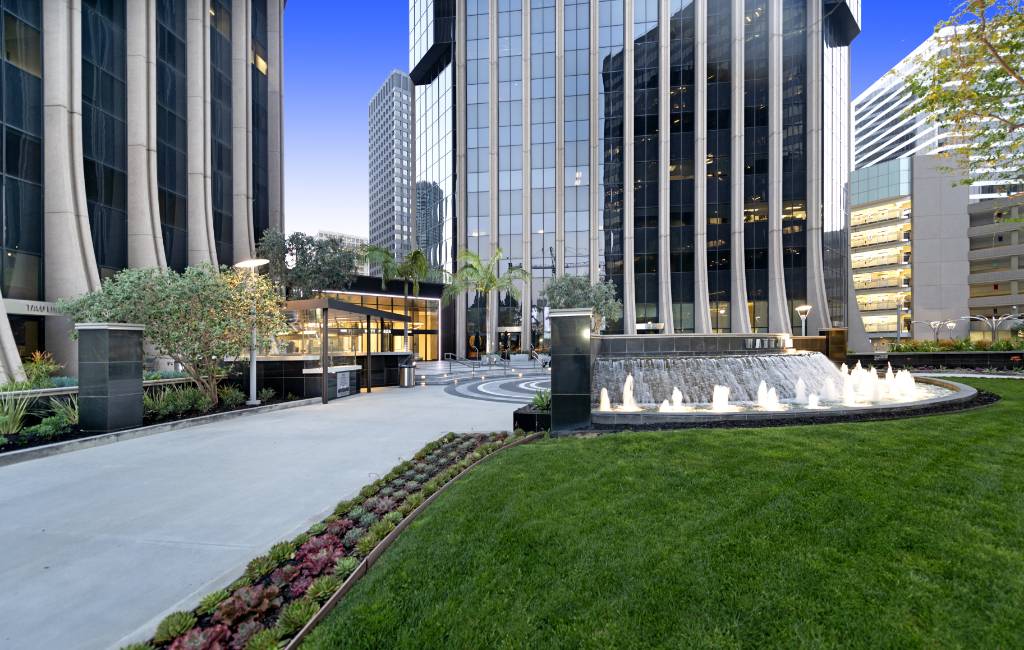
[590, 377, 982, 430]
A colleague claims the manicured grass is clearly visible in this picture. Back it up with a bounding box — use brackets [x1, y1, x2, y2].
[303, 379, 1024, 649]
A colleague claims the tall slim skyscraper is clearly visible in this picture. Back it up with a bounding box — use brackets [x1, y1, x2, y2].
[0, 0, 287, 382]
[368, 70, 416, 270]
[410, 0, 861, 356]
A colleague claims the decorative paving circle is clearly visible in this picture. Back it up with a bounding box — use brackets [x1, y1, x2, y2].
[444, 375, 551, 403]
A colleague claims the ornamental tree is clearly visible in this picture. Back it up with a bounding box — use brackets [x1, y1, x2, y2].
[904, 0, 1024, 188]
[257, 229, 361, 298]
[542, 275, 623, 333]
[58, 265, 286, 406]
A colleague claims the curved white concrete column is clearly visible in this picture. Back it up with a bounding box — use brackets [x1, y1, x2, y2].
[766, 0, 791, 333]
[804, 0, 831, 332]
[0, 295, 26, 383]
[186, 0, 218, 266]
[656, 0, 674, 333]
[231, 0, 255, 260]
[729, 0, 751, 333]
[126, 0, 167, 269]
[622, 0, 637, 334]
[267, 0, 285, 233]
[43, 0, 102, 368]
[691, 0, 711, 333]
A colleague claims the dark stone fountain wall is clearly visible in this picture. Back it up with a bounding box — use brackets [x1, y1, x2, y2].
[592, 334, 791, 358]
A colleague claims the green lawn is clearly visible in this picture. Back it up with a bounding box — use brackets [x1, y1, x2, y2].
[303, 379, 1024, 649]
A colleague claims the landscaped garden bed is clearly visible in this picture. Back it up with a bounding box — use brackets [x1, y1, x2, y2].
[122, 431, 528, 650]
[297, 378, 1024, 648]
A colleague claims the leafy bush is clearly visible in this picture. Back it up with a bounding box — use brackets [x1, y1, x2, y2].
[22, 414, 71, 441]
[23, 351, 61, 387]
[275, 597, 320, 636]
[218, 384, 246, 409]
[890, 337, 1023, 353]
[153, 611, 197, 644]
[531, 389, 552, 411]
[542, 275, 623, 332]
[258, 387, 277, 403]
[196, 588, 230, 616]
[306, 575, 342, 603]
[383, 511, 403, 526]
[50, 376, 78, 388]
[0, 393, 33, 435]
[49, 396, 79, 426]
[333, 556, 359, 579]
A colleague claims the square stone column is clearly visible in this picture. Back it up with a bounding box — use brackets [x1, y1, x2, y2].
[549, 308, 592, 434]
[76, 324, 145, 433]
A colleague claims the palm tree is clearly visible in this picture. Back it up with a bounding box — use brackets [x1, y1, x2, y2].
[363, 246, 434, 357]
[442, 248, 531, 356]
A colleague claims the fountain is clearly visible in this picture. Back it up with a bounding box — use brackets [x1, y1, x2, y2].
[588, 332, 973, 427]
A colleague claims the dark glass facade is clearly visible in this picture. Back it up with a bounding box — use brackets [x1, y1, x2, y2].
[529, 0, 556, 345]
[211, 0, 233, 264]
[668, 0, 695, 332]
[744, 0, 769, 331]
[0, 0, 42, 301]
[706, 0, 730, 332]
[781, 0, 807, 322]
[82, 0, 127, 279]
[252, 0, 270, 241]
[564, 0, 590, 277]
[598, 0, 625, 333]
[156, 0, 188, 271]
[465, 0, 488, 351]
[633, 0, 659, 325]
[496, 0, 522, 333]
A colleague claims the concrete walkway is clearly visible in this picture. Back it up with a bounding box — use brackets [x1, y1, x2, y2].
[0, 386, 515, 650]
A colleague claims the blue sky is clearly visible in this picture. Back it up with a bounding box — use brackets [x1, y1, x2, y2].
[283, 0, 959, 238]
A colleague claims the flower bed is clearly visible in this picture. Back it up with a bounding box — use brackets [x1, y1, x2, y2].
[123, 431, 525, 650]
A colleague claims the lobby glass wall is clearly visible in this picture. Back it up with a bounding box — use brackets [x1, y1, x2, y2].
[0, 0, 43, 301]
[156, 0, 188, 270]
[598, 0, 625, 333]
[82, 0, 127, 280]
[274, 294, 440, 361]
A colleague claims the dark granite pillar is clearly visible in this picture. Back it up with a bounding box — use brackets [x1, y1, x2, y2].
[549, 308, 592, 434]
[77, 324, 145, 433]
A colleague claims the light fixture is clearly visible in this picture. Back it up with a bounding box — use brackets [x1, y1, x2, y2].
[795, 304, 812, 337]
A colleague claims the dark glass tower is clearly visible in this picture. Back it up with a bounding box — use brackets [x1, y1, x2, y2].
[251, 0, 270, 242]
[156, 0, 188, 271]
[211, 0, 234, 264]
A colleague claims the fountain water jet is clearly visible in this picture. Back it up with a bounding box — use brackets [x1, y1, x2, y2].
[599, 388, 611, 412]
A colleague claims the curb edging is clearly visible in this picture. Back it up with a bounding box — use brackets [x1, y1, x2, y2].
[0, 397, 322, 468]
[284, 431, 542, 649]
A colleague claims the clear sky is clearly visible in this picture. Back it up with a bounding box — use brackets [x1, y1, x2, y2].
[282, 0, 961, 238]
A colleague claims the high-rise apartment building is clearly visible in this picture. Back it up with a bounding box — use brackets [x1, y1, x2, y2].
[410, 0, 861, 356]
[368, 70, 416, 271]
[967, 197, 1024, 339]
[0, 0, 287, 382]
[853, 26, 1023, 201]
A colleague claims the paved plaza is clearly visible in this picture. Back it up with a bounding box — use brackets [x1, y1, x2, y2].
[0, 386, 516, 650]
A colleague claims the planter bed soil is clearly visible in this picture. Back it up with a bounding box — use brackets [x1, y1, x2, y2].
[0, 399, 298, 455]
[131, 431, 527, 650]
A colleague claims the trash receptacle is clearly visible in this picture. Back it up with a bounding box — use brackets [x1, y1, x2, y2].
[399, 364, 416, 388]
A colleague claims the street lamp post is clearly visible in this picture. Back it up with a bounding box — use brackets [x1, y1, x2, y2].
[894, 294, 907, 345]
[945, 320, 957, 339]
[234, 258, 270, 406]
[795, 304, 812, 337]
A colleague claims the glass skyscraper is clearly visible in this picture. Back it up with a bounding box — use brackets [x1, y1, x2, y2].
[410, 0, 860, 356]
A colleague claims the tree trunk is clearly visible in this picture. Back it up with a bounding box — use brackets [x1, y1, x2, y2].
[486, 289, 497, 356]
[403, 280, 411, 357]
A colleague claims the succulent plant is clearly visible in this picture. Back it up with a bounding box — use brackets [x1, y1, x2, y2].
[213, 585, 282, 627]
[275, 597, 320, 637]
[244, 554, 277, 582]
[391, 490, 408, 502]
[269, 564, 299, 588]
[355, 530, 381, 557]
[362, 496, 397, 515]
[289, 575, 314, 598]
[382, 511, 403, 526]
[291, 532, 310, 548]
[378, 486, 394, 497]
[242, 628, 281, 650]
[333, 556, 359, 579]
[413, 473, 428, 484]
[154, 611, 197, 644]
[297, 547, 340, 578]
[306, 575, 342, 603]
[332, 498, 356, 516]
[346, 505, 366, 521]
[196, 588, 230, 616]
[403, 480, 421, 492]
[325, 518, 354, 537]
[267, 541, 294, 565]
[356, 511, 379, 528]
[341, 527, 365, 549]
[295, 534, 342, 562]
[307, 522, 327, 536]
[230, 620, 264, 650]
[368, 519, 396, 540]
[168, 624, 229, 650]
[120, 644, 155, 650]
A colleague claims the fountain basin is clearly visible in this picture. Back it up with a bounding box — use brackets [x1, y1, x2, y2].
[591, 377, 978, 430]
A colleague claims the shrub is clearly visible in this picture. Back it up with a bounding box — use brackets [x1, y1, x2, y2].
[383, 511, 403, 526]
[267, 541, 294, 565]
[257, 387, 277, 403]
[167, 624, 228, 650]
[153, 611, 197, 644]
[143, 387, 168, 420]
[213, 585, 282, 627]
[325, 518, 354, 537]
[49, 396, 79, 426]
[275, 597, 319, 636]
[346, 506, 366, 521]
[531, 389, 552, 411]
[392, 490, 408, 502]
[362, 496, 396, 515]
[355, 530, 381, 557]
[306, 575, 342, 603]
[217, 384, 246, 409]
[196, 588, 230, 616]
[332, 498, 356, 516]
[368, 519, 396, 540]
[22, 414, 71, 441]
[0, 393, 32, 435]
[23, 351, 61, 387]
[0, 435, 7, 447]
[243, 628, 281, 650]
[333, 556, 359, 579]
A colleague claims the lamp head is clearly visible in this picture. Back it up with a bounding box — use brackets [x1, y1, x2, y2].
[234, 258, 269, 270]
[795, 304, 812, 318]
